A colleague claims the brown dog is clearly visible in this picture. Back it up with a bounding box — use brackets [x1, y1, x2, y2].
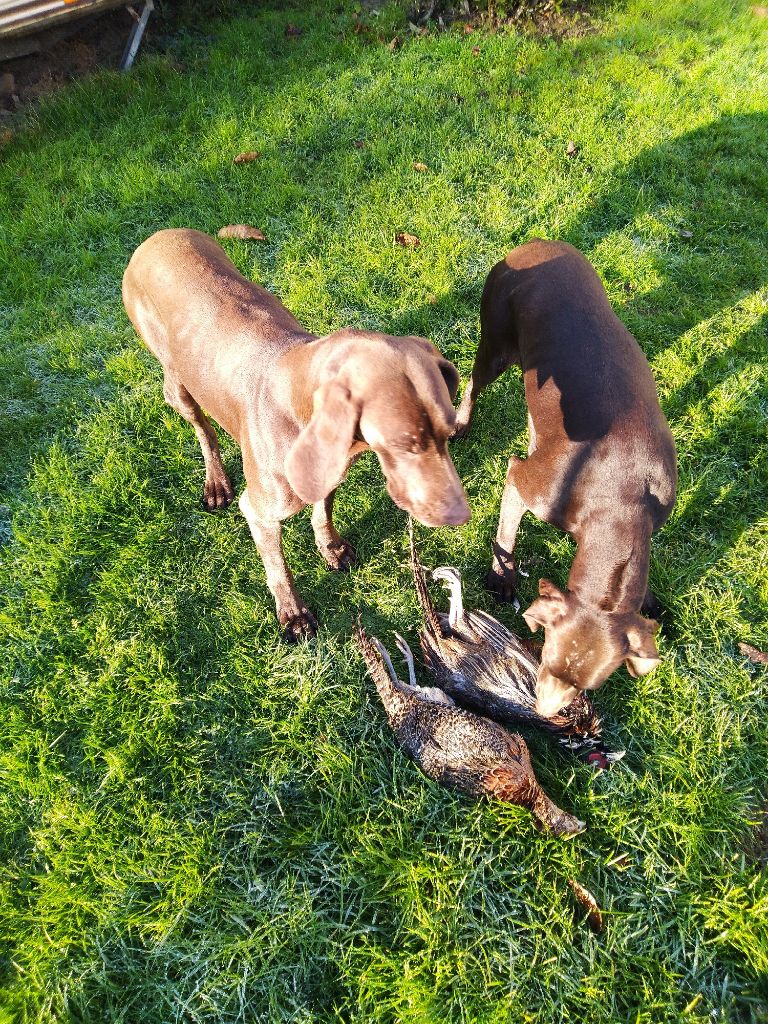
[123, 229, 470, 640]
[454, 239, 676, 716]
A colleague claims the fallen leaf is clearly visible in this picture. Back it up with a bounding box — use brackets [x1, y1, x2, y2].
[354, 139, 366, 149]
[463, 23, 474, 33]
[412, 161, 428, 172]
[472, 45, 481, 55]
[395, 232, 421, 248]
[739, 641, 768, 665]
[387, 36, 401, 50]
[751, 4, 768, 15]
[285, 23, 302, 38]
[0, 129, 12, 145]
[566, 140, 578, 157]
[568, 879, 604, 933]
[678, 228, 693, 239]
[217, 224, 266, 241]
[233, 151, 262, 164]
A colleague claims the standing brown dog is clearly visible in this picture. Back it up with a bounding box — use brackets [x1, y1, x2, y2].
[455, 240, 676, 716]
[123, 229, 469, 640]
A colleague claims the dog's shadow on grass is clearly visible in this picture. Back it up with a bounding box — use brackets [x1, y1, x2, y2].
[384, 109, 768, 593]
[366, 112, 768, 794]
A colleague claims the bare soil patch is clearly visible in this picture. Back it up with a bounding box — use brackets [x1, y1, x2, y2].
[0, 7, 138, 109]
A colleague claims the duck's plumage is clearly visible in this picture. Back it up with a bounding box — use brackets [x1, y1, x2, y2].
[357, 625, 585, 837]
[410, 525, 623, 766]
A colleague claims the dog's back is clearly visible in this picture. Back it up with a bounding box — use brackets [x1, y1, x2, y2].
[483, 240, 676, 526]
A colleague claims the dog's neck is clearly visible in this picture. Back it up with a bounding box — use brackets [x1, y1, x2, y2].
[274, 337, 371, 461]
[275, 336, 333, 424]
[568, 511, 652, 614]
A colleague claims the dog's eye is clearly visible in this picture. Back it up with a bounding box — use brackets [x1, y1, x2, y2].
[397, 429, 429, 454]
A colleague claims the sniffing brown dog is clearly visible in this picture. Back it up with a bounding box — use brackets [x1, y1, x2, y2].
[455, 240, 676, 716]
[123, 229, 469, 640]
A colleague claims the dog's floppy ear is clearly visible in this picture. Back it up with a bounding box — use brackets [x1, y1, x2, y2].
[437, 358, 460, 401]
[624, 616, 661, 677]
[286, 381, 359, 503]
[522, 579, 568, 632]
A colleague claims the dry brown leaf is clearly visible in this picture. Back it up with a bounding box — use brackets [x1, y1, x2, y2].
[217, 224, 266, 241]
[285, 23, 302, 38]
[463, 23, 474, 33]
[472, 45, 481, 55]
[566, 140, 578, 157]
[751, 5, 768, 15]
[568, 879, 604, 933]
[0, 129, 12, 145]
[388, 36, 402, 50]
[739, 642, 768, 665]
[354, 139, 366, 149]
[395, 232, 421, 248]
[233, 151, 262, 164]
[412, 161, 428, 172]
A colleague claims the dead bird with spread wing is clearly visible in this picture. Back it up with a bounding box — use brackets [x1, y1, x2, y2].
[356, 625, 585, 837]
[409, 525, 624, 768]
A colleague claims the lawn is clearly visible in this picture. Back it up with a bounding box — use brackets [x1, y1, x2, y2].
[0, 0, 767, 1020]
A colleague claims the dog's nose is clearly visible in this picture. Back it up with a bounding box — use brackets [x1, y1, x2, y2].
[439, 496, 471, 526]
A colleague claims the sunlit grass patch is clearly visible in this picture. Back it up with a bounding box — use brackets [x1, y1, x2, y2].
[1, 0, 767, 1020]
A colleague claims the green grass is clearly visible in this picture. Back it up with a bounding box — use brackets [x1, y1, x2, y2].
[1, 0, 767, 1020]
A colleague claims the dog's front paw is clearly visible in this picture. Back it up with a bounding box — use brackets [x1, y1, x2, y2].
[486, 564, 517, 604]
[203, 473, 235, 512]
[321, 538, 356, 572]
[280, 607, 319, 643]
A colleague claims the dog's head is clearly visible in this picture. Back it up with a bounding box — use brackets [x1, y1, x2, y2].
[285, 331, 470, 528]
[523, 578, 661, 717]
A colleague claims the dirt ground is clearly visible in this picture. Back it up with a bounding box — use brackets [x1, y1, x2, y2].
[0, 6, 141, 110]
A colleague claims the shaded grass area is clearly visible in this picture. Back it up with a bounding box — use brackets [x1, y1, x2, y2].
[1, 0, 767, 1020]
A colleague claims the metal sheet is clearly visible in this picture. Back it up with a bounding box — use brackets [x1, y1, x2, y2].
[0, 0, 127, 39]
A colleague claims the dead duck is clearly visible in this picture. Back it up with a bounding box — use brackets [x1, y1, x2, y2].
[409, 526, 623, 769]
[356, 625, 585, 837]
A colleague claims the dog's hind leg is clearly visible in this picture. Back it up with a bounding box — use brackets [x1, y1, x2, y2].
[454, 264, 519, 438]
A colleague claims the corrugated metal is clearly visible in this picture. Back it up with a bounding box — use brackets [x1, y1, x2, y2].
[0, 0, 127, 39]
